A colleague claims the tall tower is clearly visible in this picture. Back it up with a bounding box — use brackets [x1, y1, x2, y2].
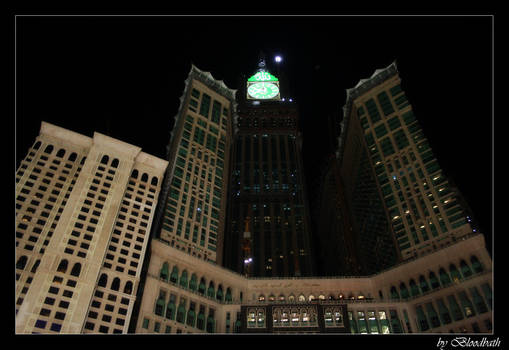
[224, 56, 314, 277]
[15, 122, 167, 333]
[337, 61, 479, 263]
[151, 65, 237, 264]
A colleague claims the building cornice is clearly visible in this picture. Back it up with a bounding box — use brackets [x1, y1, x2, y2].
[336, 61, 399, 162]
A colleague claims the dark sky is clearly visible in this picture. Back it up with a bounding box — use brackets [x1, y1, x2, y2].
[15, 16, 493, 250]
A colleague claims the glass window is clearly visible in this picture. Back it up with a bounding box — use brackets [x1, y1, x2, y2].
[199, 93, 211, 118]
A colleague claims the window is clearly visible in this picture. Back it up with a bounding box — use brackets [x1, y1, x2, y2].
[199, 93, 211, 118]
[57, 259, 68, 273]
[70, 263, 81, 277]
[377, 91, 395, 116]
[111, 277, 120, 291]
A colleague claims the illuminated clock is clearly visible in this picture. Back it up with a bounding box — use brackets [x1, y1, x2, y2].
[247, 82, 280, 99]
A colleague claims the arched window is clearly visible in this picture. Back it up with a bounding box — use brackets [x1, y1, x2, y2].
[207, 281, 216, 298]
[100, 155, 109, 164]
[170, 265, 179, 283]
[160, 262, 169, 281]
[198, 277, 206, 295]
[131, 169, 139, 179]
[176, 302, 186, 324]
[33, 141, 42, 150]
[216, 285, 224, 301]
[390, 286, 400, 300]
[155, 292, 166, 316]
[166, 295, 176, 320]
[449, 264, 462, 283]
[16, 256, 28, 270]
[419, 275, 430, 292]
[279, 294, 286, 302]
[141, 173, 149, 182]
[180, 270, 188, 288]
[258, 294, 265, 302]
[400, 282, 410, 299]
[308, 295, 315, 302]
[288, 294, 295, 302]
[298, 294, 306, 302]
[409, 279, 420, 296]
[151, 177, 158, 186]
[98, 273, 108, 287]
[470, 256, 484, 273]
[56, 149, 66, 158]
[70, 262, 81, 277]
[68, 152, 77, 162]
[124, 281, 133, 294]
[439, 268, 452, 286]
[31, 259, 41, 273]
[189, 274, 198, 291]
[111, 277, 120, 291]
[225, 288, 233, 302]
[57, 259, 68, 273]
[429, 271, 440, 289]
[44, 144, 54, 154]
[460, 260, 473, 278]
[111, 158, 119, 168]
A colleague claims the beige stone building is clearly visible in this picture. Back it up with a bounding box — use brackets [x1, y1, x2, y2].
[15, 122, 168, 333]
[135, 233, 492, 334]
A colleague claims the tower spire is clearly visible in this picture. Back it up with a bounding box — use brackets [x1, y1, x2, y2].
[258, 51, 267, 71]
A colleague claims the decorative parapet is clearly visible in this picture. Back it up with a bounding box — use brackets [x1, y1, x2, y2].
[336, 61, 399, 162]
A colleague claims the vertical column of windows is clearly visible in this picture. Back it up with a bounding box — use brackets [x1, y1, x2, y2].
[66, 155, 118, 260]
[16, 142, 85, 315]
[33, 259, 83, 333]
[84, 273, 132, 333]
[85, 167, 156, 334]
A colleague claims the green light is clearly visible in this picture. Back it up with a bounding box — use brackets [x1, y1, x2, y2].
[247, 71, 278, 82]
[247, 82, 280, 99]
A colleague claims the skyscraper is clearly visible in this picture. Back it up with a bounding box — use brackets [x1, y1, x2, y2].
[15, 122, 167, 333]
[337, 61, 477, 262]
[151, 65, 237, 264]
[15, 61, 493, 335]
[223, 57, 314, 277]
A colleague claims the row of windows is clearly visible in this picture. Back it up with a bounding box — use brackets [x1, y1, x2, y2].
[151, 289, 216, 333]
[85, 287, 131, 334]
[31, 141, 83, 163]
[32, 258, 83, 332]
[414, 286, 492, 332]
[387, 256, 486, 300]
[83, 272, 134, 333]
[16, 142, 86, 315]
[105, 172, 152, 275]
[237, 116, 297, 129]
[158, 262, 234, 303]
[349, 309, 403, 334]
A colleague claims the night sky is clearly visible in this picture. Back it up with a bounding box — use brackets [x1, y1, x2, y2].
[15, 16, 493, 252]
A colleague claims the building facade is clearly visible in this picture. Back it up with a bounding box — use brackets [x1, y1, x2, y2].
[311, 155, 361, 276]
[223, 58, 314, 277]
[135, 234, 492, 334]
[15, 122, 167, 333]
[151, 65, 237, 265]
[337, 62, 479, 262]
[16, 61, 493, 335]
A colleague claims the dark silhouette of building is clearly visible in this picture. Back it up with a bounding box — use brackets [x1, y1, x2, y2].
[223, 56, 314, 277]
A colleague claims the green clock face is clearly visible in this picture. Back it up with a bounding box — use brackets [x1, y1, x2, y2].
[247, 82, 280, 99]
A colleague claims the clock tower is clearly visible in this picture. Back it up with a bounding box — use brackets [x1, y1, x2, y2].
[246, 56, 281, 101]
[224, 54, 315, 277]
